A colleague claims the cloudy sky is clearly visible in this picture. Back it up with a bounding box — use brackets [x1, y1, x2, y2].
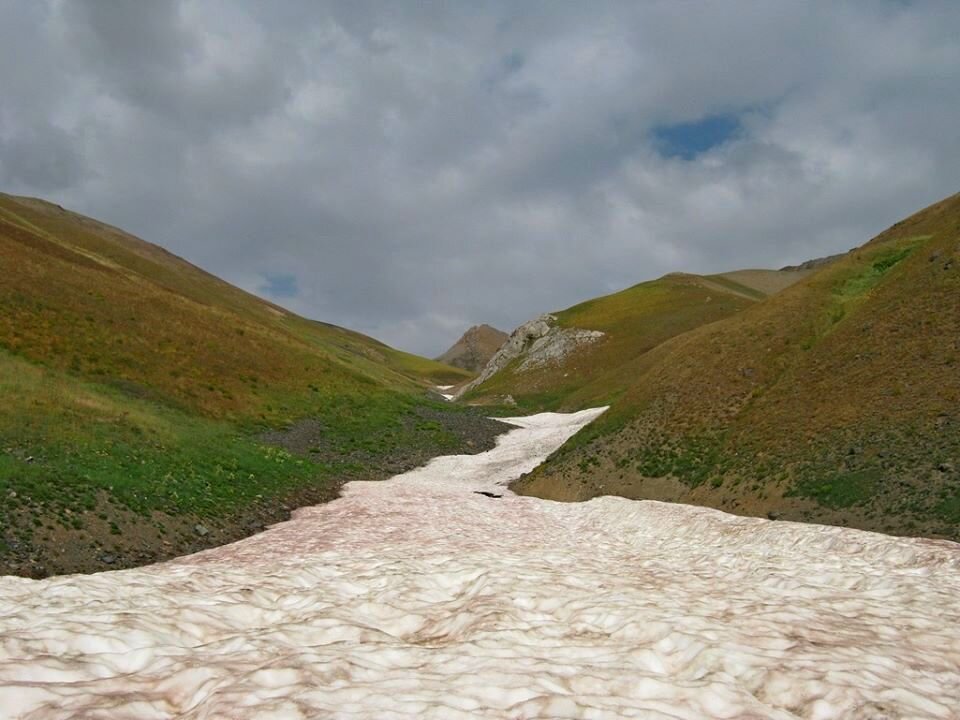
[2, 1, 959, 355]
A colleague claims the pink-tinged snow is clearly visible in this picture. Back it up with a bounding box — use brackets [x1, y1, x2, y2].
[1, 408, 959, 719]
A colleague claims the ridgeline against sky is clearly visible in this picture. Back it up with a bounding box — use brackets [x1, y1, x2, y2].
[1, 1, 959, 354]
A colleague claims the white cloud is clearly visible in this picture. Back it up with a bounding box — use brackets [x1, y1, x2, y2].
[2, 1, 959, 354]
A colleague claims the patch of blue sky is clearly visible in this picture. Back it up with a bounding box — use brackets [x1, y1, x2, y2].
[260, 272, 299, 299]
[652, 113, 742, 160]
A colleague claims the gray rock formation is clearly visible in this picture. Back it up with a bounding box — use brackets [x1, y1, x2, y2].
[455, 314, 604, 397]
[518, 327, 605, 371]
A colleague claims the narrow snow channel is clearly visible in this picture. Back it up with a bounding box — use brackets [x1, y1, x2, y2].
[1, 408, 959, 719]
[434, 384, 456, 401]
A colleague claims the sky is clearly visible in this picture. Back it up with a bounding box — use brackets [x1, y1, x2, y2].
[1, 1, 959, 356]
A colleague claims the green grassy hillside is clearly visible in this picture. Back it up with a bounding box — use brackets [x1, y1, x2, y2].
[516, 192, 960, 540]
[462, 268, 809, 411]
[0, 194, 479, 576]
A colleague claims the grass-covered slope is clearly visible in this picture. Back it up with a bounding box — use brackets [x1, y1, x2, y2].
[462, 271, 791, 411]
[0, 194, 480, 576]
[517, 192, 960, 540]
[0, 194, 468, 417]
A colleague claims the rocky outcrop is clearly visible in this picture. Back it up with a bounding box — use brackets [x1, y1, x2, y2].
[518, 327, 605, 371]
[455, 314, 604, 397]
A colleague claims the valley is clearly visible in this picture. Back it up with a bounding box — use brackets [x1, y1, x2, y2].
[2, 191, 957, 575]
[3, 4, 959, 717]
[0, 185, 958, 720]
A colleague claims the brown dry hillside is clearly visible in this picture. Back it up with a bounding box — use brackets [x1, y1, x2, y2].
[516, 192, 960, 541]
[436, 324, 508, 372]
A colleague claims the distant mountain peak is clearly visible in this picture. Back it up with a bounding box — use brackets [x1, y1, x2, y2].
[436, 324, 509, 373]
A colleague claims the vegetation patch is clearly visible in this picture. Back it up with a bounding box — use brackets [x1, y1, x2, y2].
[936, 490, 960, 525]
[835, 237, 928, 301]
[632, 436, 727, 487]
[787, 468, 881, 509]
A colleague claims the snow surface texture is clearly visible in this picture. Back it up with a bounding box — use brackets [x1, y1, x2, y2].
[1, 408, 959, 719]
[434, 385, 456, 401]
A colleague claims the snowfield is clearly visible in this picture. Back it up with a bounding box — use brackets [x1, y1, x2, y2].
[1, 408, 959, 719]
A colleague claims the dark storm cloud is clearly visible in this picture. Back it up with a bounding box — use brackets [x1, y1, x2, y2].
[2, 1, 959, 355]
